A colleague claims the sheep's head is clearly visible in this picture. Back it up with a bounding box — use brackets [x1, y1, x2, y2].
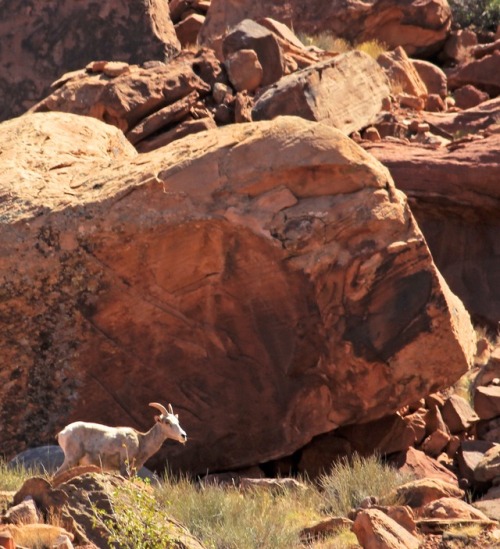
[149, 402, 187, 444]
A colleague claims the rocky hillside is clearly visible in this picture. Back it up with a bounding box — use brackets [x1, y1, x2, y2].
[1, 0, 500, 547]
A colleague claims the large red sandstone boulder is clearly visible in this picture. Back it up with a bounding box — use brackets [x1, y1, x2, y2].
[364, 133, 500, 325]
[199, 0, 451, 57]
[0, 0, 180, 122]
[0, 112, 475, 474]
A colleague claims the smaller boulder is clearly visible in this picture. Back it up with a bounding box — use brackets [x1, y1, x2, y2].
[424, 405, 448, 436]
[474, 386, 500, 420]
[421, 497, 491, 520]
[441, 394, 479, 434]
[425, 94, 446, 112]
[175, 13, 205, 48]
[453, 84, 490, 109]
[477, 417, 500, 443]
[1, 496, 39, 525]
[353, 509, 420, 549]
[441, 29, 478, 65]
[299, 516, 353, 543]
[222, 19, 285, 87]
[398, 93, 425, 111]
[474, 485, 500, 521]
[474, 444, 500, 483]
[390, 447, 458, 486]
[421, 429, 451, 457]
[252, 51, 390, 135]
[447, 51, 500, 96]
[378, 46, 428, 98]
[403, 409, 427, 445]
[234, 91, 254, 123]
[225, 49, 263, 92]
[8, 446, 64, 475]
[390, 478, 464, 509]
[412, 59, 448, 98]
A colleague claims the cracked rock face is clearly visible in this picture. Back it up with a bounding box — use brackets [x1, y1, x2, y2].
[364, 132, 500, 326]
[0, 113, 475, 473]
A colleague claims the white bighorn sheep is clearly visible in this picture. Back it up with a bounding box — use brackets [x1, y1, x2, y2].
[55, 403, 187, 476]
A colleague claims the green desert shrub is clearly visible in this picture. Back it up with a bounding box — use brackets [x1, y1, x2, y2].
[449, 0, 500, 31]
[91, 477, 175, 549]
[319, 453, 413, 517]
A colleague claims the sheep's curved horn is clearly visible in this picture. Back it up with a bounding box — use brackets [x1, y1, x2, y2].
[168, 403, 174, 415]
[149, 402, 168, 416]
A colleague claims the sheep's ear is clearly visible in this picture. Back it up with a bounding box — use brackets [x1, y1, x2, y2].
[168, 403, 174, 415]
[154, 415, 160, 423]
[175, 414, 179, 419]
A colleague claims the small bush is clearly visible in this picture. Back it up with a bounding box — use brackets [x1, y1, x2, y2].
[449, 0, 500, 31]
[319, 453, 413, 517]
[91, 477, 175, 549]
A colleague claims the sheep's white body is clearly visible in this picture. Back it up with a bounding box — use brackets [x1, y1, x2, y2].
[55, 403, 187, 476]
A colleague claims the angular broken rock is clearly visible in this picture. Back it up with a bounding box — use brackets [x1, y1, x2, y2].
[457, 440, 497, 485]
[222, 19, 285, 87]
[441, 394, 479, 434]
[390, 478, 464, 509]
[175, 13, 206, 48]
[474, 444, 500, 483]
[411, 59, 448, 98]
[390, 447, 459, 486]
[447, 51, 500, 95]
[30, 52, 213, 134]
[225, 50, 263, 93]
[421, 497, 492, 521]
[453, 85, 490, 110]
[353, 509, 420, 549]
[0, 0, 180, 121]
[474, 386, 500, 421]
[378, 47, 428, 98]
[252, 50, 390, 135]
[0, 112, 475, 474]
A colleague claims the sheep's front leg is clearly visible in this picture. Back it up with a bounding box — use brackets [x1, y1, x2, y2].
[54, 458, 77, 476]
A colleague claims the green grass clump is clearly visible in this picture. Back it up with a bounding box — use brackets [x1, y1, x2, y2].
[356, 39, 387, 59]
[297, 32, 387, 58]
[298, 31, 351, 53]
[319, 453, 413, 517]
[0, 457, 34, 491]
[156, 474, 323, 549]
